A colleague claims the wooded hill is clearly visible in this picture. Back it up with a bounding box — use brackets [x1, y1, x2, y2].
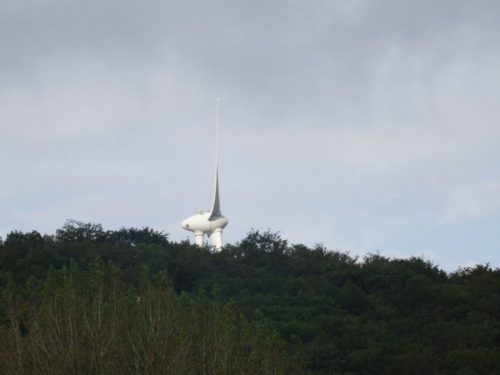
[1, 221, 498, 374]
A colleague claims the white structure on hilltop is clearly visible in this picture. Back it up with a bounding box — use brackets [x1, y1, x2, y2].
[181, 98, 228, 251]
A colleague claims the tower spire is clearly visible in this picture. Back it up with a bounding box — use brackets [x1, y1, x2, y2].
[182, 98, 228, 250]
[209, 98, 221, 219]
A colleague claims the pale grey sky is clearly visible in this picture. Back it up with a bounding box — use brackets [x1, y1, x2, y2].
[1, 0, 499, 271]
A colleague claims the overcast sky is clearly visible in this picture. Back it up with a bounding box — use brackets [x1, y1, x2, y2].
[1, 0, 499, 271]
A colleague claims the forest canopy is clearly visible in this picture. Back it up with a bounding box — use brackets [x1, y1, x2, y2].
[1, 221, 498, 374]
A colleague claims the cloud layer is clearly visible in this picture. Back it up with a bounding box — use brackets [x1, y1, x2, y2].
[1, 0, 499, 271]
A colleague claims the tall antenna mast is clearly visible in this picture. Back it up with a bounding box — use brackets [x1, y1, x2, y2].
[215, 97, 220, 170]
[181, 97, 228, 250]
[209, 98, 222, 218]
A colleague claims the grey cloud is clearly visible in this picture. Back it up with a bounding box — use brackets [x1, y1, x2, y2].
[1, 0, 499, 270]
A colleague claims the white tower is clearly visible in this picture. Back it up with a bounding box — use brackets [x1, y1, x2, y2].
[181, 99, 228, 251]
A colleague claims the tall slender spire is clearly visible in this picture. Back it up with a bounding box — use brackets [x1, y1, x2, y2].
[182, 97, 228, 250]
[209, 98, 221, 219]
[215, 97, 220, 171]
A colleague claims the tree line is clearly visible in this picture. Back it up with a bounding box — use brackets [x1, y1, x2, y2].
[1, 221, 499, 374]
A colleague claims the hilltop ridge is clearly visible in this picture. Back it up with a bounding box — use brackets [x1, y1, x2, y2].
[1, 221, 498, 374]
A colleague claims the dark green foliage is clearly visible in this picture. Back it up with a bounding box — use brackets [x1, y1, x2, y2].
[1, 223, 499, 374]
[0, 258, 301, 374]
